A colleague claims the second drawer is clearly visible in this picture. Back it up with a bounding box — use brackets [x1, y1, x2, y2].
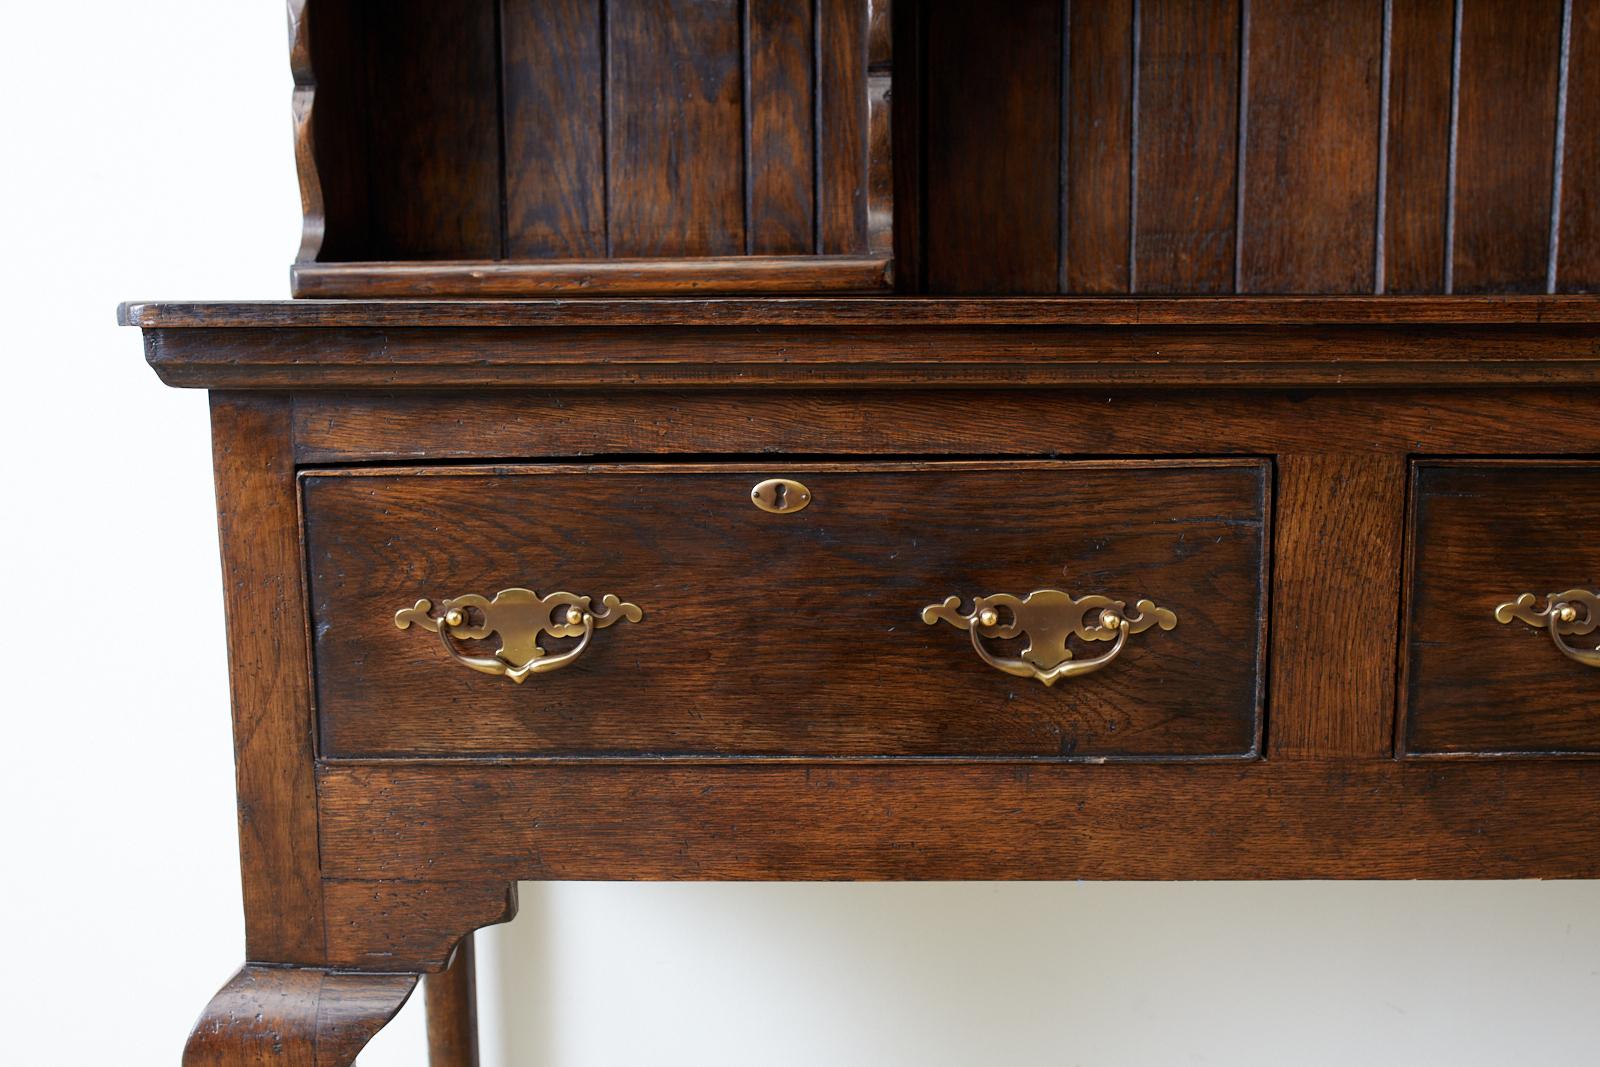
[302, 460, 1270, 760]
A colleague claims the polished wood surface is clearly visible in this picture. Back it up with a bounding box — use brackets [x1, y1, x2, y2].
[133, 4, 1600, 1063]
[209, 395, 324, 965]
[304, 461, 1267, 760]
[914, 0, 1597, 294]
[1268, 453, 1405, 759]
[316, 761, 1600, 887]
[293, 0, 890, 295]
[1404, 461, 1600, 756]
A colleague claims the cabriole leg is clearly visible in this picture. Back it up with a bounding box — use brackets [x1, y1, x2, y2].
[183, 965, 417, 1067]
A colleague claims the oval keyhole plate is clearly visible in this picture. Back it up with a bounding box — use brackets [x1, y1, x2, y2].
[751, 478, 812, 514]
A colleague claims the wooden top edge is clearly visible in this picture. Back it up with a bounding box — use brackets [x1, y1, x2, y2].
[119, 294, 1600, 330]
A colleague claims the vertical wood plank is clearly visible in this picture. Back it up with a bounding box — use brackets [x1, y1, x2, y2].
[1064, 0, 1135, 292]
[607, 0, 744, 256]
[1384, 0, 1456, 292]
[363, 0, 504, 259]
[209, 394, 325, 963]
[819, 0, 868, 252]
[502, 0, 606, 258]
[1134, 0, 1241, 293]
[1241, 0, 1383, 293]
[1269, 453, 1405, 760]
[1559, 0, 1600, 290]
[747, 0, 816, 254]
[1452, 0, 1564, 292]
[924, 0, 1062, 292]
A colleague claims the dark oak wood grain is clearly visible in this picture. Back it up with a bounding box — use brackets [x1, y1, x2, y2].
[360, 0, 504, 260]
[1064, 0, 1134, 293]
[1240, 0, 1382, 293]
[1269, 453, 1405, 759]
[317, 760, 1600, 881]
[1134, 0, 1240, 293]
[819, 0, 869, 254]
[747, 0, 816, 255]
[303, 462, 1268, 761]
[183, 966, 415, 1067]
[135, 320, 1600, 392]
[502, 0, 606, 258]
[606, 0, 743, 257]
[1383, 0, 1455, 292]
[1452, 0, 1564, 292]
[1403, 462, 1600, 755]
[922, 0, 1060, 293]
[210, 395, 324, 965]
[287, 389, 1600, 465]
[321, 881, 518, 972]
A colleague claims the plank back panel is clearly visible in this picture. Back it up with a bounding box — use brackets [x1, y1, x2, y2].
[361, 0, 505, 260]
[1133, 0, 1241, 293]
[1451, 0, 1564, 293]
[1382, 0, 1456, 293]
[1063, 0, 1134, 292]
[747, 0, 817, 255]
[923, 0, 1062, 292]
[502, 0, 606, 258]
[1240, 0, 1382, 293]
[914, 0, 1581, 295]
[606, 0, 744, 257]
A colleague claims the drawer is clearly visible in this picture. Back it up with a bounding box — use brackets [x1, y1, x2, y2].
[302, 461, 1270, 760]
[1404, 461, 1600, 756]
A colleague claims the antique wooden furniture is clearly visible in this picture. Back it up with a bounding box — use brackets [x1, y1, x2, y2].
[126, 2, 1600, 1064]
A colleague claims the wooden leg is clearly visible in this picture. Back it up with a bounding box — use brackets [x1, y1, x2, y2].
[183, 964, 417, 1067]
[425, 934, 481, 1067]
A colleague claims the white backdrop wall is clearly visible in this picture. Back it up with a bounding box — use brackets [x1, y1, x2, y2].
[4, 3, 1599, 1064]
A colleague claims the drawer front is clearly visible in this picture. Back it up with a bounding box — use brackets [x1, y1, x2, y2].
[1404, 461, 1600, 756]
[303, 461, 1269, 760]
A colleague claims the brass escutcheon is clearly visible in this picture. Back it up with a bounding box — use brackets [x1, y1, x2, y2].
[1494, 589, 1600, 668]
[922, 589, 1177, 686]
[751, 478, 812, 514]
[395, 587, 641, 683]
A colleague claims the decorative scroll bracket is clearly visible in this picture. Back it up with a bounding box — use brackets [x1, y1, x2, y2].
[1495, 589, 1600, 668]
[396, 588, 641, 683]
[922, 589, 1177, 686]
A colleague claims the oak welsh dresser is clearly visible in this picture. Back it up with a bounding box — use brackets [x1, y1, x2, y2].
[123, 2, 1600, 1063]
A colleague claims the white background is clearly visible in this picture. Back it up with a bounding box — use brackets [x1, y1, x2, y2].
[3, 3, 1599, 1064]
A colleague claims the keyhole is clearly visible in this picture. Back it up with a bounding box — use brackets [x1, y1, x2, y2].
[751, 478, 813, 514]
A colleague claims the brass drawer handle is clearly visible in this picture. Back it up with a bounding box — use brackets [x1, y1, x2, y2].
[922, 589, 1177, 686]
[1495, 590, 1600, 668]
[395, 588, 641, 683]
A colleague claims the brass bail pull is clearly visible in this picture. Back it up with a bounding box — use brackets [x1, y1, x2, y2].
[1495, 590, 1600, 668]
[395, 588, 642, 684]
[922, 589, 1177, 687]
